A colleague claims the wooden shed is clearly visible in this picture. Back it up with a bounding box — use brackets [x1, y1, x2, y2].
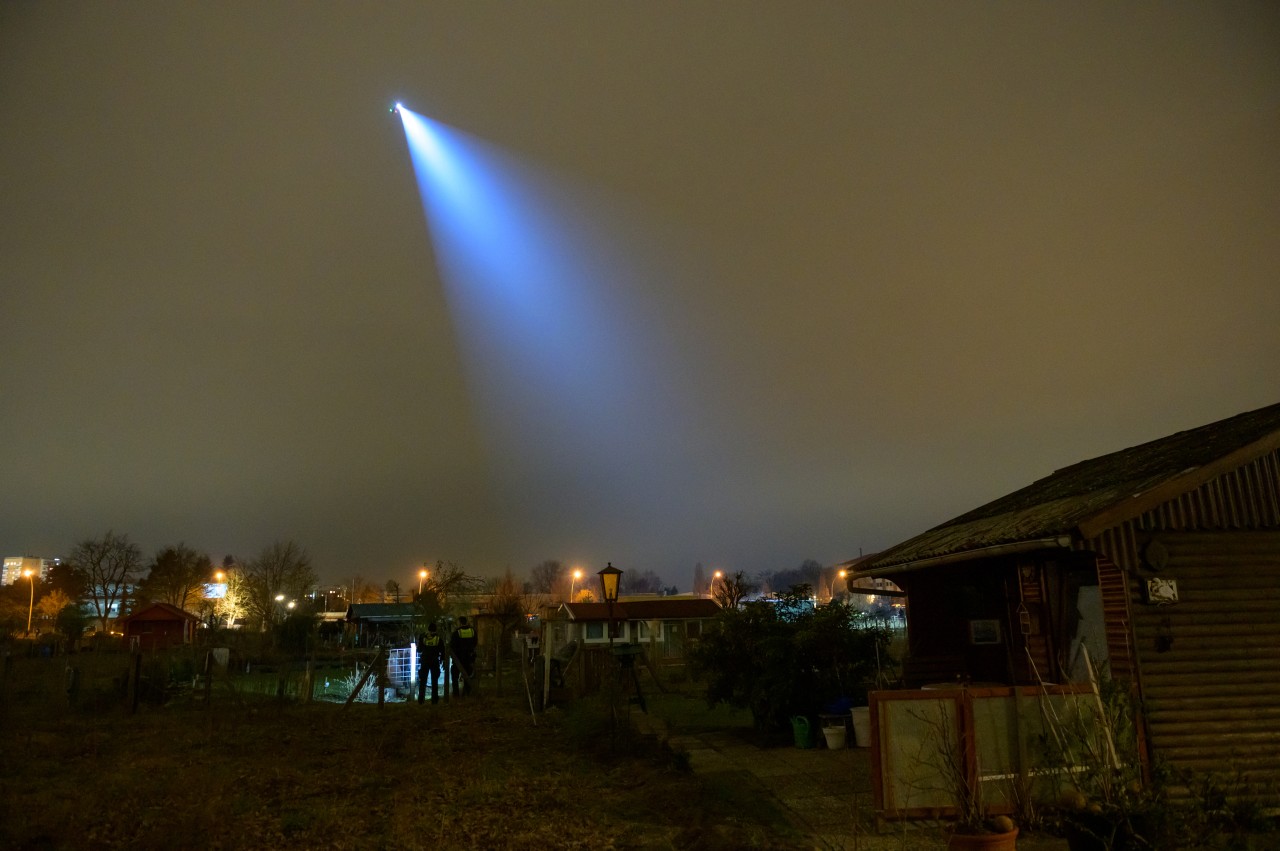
[344, 603, 418, 645]
[547, 596, 722, 661]
[535, 596, 722, 707]
[118, 601, 201, 650]
[853, 402, 1280, 805]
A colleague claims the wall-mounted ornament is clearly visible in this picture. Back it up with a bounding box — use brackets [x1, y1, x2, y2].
[1144, 577, 1179, 605]
[1141, 539, 1169, 572]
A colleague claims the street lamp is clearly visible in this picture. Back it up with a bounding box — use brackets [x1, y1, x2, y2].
[418, 567, 429, 595]
[569, 568, 583, 602]
[828, 569, 848, 602]
[710, 570, 723, 599]
[597, 563, 622, 647]
[22, 568, 35, 636]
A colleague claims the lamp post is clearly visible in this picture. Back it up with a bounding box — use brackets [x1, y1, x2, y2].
[569, 568, 583, 602]
[22, 568, 35, 636]
[418, 567, 429, 596]
[597, 563, 622, 648]
[710, 569, 723, 600]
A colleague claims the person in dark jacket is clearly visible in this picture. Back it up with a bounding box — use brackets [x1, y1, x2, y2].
[450, 616, 478, 696]
[418, 622, 444, 704]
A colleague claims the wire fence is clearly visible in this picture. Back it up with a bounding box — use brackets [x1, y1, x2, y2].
[0, 637, 406, 716]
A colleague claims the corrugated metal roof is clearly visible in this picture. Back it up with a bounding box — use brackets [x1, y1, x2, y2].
[864, 402, 1280, 573]
[346, 603, 417, 622]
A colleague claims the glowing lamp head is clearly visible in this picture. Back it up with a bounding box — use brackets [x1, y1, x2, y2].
[597, 562, 622, 604]
[390, 102, 402, 115]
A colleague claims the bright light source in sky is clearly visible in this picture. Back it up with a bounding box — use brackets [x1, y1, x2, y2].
[393, 104, 706, 542]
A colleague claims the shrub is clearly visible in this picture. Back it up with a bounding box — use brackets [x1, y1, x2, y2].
[689, 586, 892, 731]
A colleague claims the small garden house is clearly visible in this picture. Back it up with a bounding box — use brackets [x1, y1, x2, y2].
[547, 595, 722, 661]
[853, 401, 1280, 807]
[118, 601, 201, 650]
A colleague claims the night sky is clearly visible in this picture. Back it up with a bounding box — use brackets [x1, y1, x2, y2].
[2, 3, 1277, 588]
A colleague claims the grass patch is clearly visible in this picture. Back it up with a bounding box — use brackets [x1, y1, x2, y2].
[0, 654, 806, 850]
[645, 692, 754, 734]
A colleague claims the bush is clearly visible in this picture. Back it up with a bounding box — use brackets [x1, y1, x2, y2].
[689, 586, 892, 732]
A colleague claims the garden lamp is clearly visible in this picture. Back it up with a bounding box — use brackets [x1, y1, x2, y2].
[598, 563, 622, 644]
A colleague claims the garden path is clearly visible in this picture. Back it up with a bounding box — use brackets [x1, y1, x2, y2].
[634, 713, 1071, 851]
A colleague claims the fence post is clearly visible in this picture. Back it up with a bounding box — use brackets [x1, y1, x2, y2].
[129, 651, 142, 714]
[203, 651, 214, 707]
[302, 660, 314, 704]
[65, 665, 80, 708]
[343, 648, 386, 708]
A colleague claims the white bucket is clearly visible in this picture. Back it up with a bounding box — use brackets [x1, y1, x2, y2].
[821, 723, 847, 750]
[850, 706, 872, 747]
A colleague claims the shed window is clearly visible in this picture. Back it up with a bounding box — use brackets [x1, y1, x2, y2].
[585, 622, 604, 640]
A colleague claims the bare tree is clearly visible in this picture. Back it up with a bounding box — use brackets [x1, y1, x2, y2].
[712, 570, 756, 610]
[70, 530, 144, 633]
[344, 575, 382, 604]
[620, 569, 665, 595]
[529, 560, 564, 595]
[36, 589, 72, 624]
[212, 556, 245, 628]
[692, 562, 708, 596]
[384, 579, 403, 602]
[239, 541, 318, 629]
[486, 568, 528, 693]
[417, 560, 484, 618]
[138, 543, 213, 611]
[759, 559, 822, 596]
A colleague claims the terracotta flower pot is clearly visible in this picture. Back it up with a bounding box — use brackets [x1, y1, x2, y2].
[947, 827, 1018, 850]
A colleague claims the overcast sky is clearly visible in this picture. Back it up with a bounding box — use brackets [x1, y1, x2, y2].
[2, 2, 1277, 589]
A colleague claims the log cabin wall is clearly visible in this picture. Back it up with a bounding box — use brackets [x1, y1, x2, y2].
[1121, 530, 1280, 804]
[1086, 448, 1280, 805]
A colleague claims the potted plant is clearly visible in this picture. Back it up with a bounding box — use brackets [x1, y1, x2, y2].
[911, 702, 1019, 850]
[940, 741, 1019, 850]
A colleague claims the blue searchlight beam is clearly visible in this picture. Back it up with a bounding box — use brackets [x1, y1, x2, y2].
[393, 105, 706, 533]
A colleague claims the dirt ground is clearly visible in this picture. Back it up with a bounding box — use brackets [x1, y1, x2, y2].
[0, 654, 807, 850]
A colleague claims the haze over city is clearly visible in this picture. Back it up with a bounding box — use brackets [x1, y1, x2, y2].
[2, 3, 1277, 588]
